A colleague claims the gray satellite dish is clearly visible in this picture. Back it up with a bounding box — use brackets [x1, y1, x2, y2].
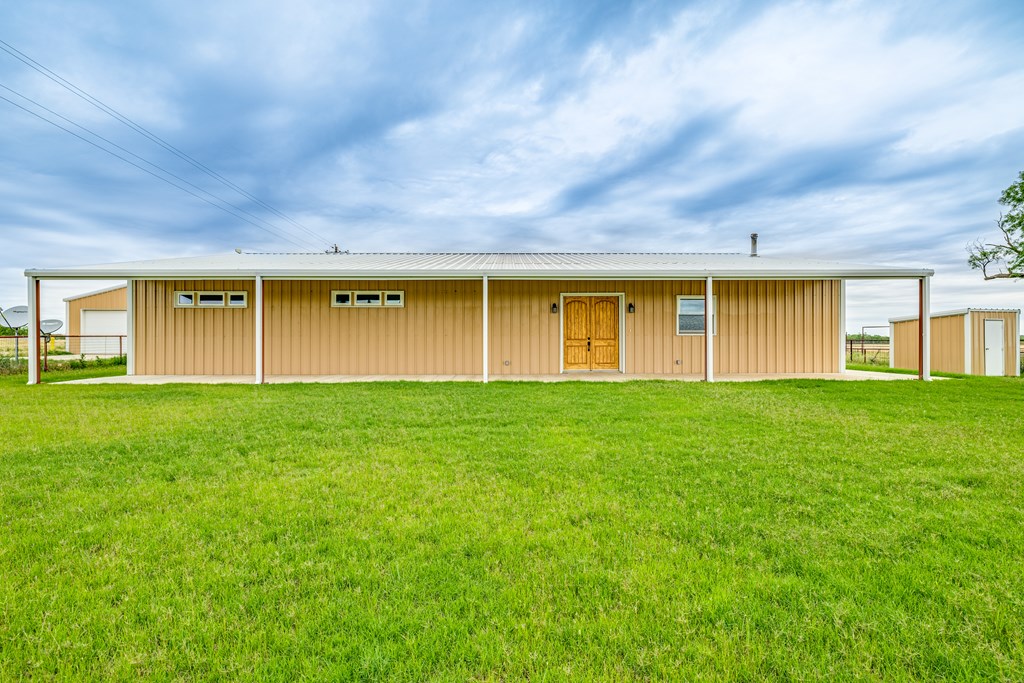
[0, 305, 28, 330]
[40, 319, 63, 335]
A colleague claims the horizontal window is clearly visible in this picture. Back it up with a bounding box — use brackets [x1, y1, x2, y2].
[174, 290, 248, 309]
[332, 290, 405, 308]
[676, 295, 716, 335]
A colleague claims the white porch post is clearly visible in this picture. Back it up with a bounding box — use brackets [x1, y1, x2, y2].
[27, 276, 40, 385]
[921, 276, 931, 381]
[255, 275, 264, 384]
[705, 275, 714, 382]
[126, 279, 135, 375]
[482, 275, 489, 383]
[838, 279, 846, 373]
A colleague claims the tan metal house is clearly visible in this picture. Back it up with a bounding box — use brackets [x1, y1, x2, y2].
[890, 309, 1020, 376]
[24, 248, 935, 384]
[63, 284, 127, 354]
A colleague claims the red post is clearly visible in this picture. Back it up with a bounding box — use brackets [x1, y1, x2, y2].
[34, 278, 41, 384]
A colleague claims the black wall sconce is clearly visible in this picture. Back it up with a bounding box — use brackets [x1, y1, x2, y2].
[551, 303, 558, 314]
[627, 303, 635, 313]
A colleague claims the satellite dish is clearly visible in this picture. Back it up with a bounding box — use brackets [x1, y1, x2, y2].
[40, 319, 63, 334]
[0, 305, 28, 330]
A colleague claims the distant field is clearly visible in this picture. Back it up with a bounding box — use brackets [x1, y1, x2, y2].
[1, 373, 1023, 680]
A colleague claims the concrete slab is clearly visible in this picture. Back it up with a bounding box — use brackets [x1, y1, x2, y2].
[58, 369, 932, 384]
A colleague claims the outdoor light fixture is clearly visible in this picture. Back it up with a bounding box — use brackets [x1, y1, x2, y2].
[628, 303, 635, 313]
[551, 303, 558, 314]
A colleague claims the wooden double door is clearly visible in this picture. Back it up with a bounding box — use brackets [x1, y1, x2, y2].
[563, 295, 620, 371]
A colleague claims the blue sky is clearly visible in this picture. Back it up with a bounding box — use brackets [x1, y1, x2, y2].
[0, 0, 1021, 329]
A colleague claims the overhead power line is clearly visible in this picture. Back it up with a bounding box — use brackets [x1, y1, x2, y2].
[0, 38, 335, 250]
[0, 91, 317, 251]
[0, 81, 322, 251]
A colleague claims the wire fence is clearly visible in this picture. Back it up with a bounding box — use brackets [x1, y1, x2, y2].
[846, 339, 890, 366]
[0, 335, 127, 372]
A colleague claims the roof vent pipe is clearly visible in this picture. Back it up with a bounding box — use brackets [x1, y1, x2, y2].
[750, 233, 759, 257]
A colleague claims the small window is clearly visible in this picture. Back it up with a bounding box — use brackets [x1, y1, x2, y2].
[332, 291, 352, 307]
[175, 292, 195, 307]
[677, 295, 716, 335]
[384, 291, 404, 307]
[227, 292, 247, 307]
[198, 293, 226, 307]
[354, 291, 382, 306]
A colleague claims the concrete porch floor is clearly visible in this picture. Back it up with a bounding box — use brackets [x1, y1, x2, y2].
[58, 369, 931, 384]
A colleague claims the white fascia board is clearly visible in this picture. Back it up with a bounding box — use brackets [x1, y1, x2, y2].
[28, 268, 936, 280]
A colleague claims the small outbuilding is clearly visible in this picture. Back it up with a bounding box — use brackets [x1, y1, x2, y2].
[890, 308, 1020, 376]
[63, 285, 128, 354]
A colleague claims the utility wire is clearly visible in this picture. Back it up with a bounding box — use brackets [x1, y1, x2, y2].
[0, 81, 322, 251]
[0, 92, 317, 251]
[0, 38, 335, 249]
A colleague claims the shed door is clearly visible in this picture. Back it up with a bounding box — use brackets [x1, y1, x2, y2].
[562, 296, 620, 371]
[984, 319, 1005, 376]
[81, 309, 127, 355]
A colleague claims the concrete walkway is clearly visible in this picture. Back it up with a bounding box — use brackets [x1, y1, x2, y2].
[59, 369, 931, 384]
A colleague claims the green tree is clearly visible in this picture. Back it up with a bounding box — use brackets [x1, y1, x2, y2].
[968, 171, 1024, 280]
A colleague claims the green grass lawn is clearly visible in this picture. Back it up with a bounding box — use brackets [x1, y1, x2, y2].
[1, 375, 1023, 680]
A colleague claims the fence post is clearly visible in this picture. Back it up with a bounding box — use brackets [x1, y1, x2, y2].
[119, 336, 123, 357]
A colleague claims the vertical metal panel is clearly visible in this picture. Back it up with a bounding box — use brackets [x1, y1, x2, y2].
[970, 310, 1018, 377]
[264, 279, 481, 375]
[133, 280, 255, 375]
[490, 279, 838, 376]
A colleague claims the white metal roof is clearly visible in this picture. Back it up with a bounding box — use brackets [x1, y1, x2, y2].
[62, 283, 127, 302]
[889, 308, 1021, 323]
[26, 251, 934, 280]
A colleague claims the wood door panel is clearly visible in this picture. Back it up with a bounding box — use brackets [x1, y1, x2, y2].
[562, 295, 619, 371]
[590, 296, 619, 369]
[563, 297, 591, 370]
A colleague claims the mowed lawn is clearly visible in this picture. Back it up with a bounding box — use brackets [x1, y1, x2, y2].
[1, 373, 1023, 681]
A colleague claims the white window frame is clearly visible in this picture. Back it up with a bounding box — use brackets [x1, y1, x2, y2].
[331, 290, 405, 308]
[174, 290, 248, 309]
[174, 291, 196, 307]
[331, 290, 353, 307]
[676, 295, 717, 336]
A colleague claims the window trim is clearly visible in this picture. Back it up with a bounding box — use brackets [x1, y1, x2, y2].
[676, 295, 717, 336]
[173, 290, 248, 309]
[331, 290, 405, 308]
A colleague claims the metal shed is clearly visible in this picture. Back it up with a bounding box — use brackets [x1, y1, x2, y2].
[889, 309, 1020, 376]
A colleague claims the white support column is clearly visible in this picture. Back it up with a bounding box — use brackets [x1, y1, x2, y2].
[126, 279, 135, 375]
[255, 276, 264, 384]
[482, 275, 489, 383]
[705, 275, 714, 383]
[921, 276, 931, 381]
[889, 323, 895, 369]
[838, 279, 846, 373]
[27, 276, 39, 385]
[963, 311, 972, 375]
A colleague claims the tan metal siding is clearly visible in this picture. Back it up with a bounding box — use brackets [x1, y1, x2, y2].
[66, 287, 126, 354]
[264, 280, 481, 375]
[894, 313, 968, 374]
[970, 310, 1018, 376]
[930, 314, 966, 374]
[892, 319, 919, 371]
[489, 279, 839, 375]
[133, 280, 254, 375]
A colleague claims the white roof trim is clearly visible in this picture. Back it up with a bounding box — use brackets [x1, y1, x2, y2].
[62, 283, 127, 302]
[27, 251, 935, 280]
[889, 307, 1021, 323]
